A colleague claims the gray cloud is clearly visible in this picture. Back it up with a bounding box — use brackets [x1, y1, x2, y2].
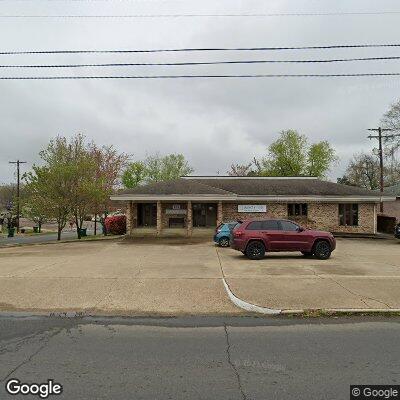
[1, 0, 400, 183]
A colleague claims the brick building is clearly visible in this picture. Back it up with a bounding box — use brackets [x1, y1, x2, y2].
[111, 177, 395, 236]
[383, 183, 400, 222]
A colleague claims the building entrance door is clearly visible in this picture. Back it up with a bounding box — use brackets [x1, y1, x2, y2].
[138, 203, 157, 227]
[192, 203, 217, 227]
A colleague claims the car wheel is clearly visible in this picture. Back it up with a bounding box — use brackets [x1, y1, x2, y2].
[313, 241, 331, 260]
[218, 237, 230, 247]
[301, 251, 313, 257]
[245, 241, 265, 260]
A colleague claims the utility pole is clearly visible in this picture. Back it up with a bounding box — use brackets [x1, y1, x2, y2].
[8, 160, 27, 233]
[367, 127, 400, 212]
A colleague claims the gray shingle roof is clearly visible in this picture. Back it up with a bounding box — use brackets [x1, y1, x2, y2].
[189, 177, 379, 197]
[119, 178, 234, 196]
[116, 176, 384, 198]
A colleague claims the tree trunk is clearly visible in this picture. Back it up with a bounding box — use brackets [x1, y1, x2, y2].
[94, 214, 97, 236]
[57, 226, 61, 241]
[38, 220, 42, 233]
[75, 215, 81, 239]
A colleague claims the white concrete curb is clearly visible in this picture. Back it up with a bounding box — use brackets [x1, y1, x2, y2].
[221, 277, 282, 315]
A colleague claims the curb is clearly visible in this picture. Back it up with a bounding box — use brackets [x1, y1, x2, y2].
[221, 277, 281, 315]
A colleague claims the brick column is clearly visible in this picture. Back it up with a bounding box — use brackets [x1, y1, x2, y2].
[126, 201, 132, 235]
[156, 200, 162, 236]
[126, 201, 137, 236]
[217, 201, 223, 226]
[187, 201, 193, 237]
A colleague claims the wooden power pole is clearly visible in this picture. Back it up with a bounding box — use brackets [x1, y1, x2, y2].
[8, 160, 27, 233]
[367, 127, 400, 212]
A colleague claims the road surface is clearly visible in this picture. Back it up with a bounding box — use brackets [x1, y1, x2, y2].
[0, 315, 399, 399]
[0, 231, 98, 246]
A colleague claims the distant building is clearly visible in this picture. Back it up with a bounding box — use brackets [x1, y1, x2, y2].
[383, 183, 400, 222]
[111, 176, 395, 236]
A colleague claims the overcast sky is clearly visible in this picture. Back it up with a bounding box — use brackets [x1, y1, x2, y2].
[1, 0, 400, 184]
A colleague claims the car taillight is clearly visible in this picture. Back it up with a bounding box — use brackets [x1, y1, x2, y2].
[234, 231, 243, 237]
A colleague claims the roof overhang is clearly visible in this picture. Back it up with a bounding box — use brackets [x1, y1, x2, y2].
[111, 195, 396, 203]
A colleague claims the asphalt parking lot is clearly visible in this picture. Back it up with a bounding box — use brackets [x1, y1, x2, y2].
[0, 237, 399, 314]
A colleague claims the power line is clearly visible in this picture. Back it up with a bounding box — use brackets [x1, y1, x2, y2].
[1, 11, 400, 18]
[1, 73, 400, 80]
[2, 56, 400, 68]
[2, 44, 400, 55]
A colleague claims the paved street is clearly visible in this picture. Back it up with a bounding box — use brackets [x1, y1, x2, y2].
[0, 231, 98, 246]
[0, 316, 399, 400]
[0, 238, 399, 314]
[0, 232, 73, 246]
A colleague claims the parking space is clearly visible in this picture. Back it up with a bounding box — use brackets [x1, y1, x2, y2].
[0, 237, 399, 314]
[218, 238, 400, 310]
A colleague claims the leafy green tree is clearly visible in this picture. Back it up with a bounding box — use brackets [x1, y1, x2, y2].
[122, 154, 194, 188]
[22, 191, 48, 233]
[145, 153, 194, 182]
[257, 130, 337, 178]
[24, 135, 127, 240]
[121, 161, 146, 189]
[307, 141, 338, 177]
[24, 164, 72, 240]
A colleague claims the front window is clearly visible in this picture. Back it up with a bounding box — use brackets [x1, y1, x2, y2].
[288, 203, 308, 217]
[339, 204, 359, 226]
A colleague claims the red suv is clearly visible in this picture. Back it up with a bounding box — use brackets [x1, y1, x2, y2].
[231, 219, 336, 260]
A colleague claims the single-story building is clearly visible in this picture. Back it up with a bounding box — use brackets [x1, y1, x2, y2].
[383, 183, 400, 222]
[111, 176, 396, 236]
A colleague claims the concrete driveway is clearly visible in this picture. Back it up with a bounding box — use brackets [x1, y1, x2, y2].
[218, 238, 400, 311]
[0, 239, 238, 315]
[0, 238, 399, 314]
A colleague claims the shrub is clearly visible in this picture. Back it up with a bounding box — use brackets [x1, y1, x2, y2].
[105, 215, 126, 235]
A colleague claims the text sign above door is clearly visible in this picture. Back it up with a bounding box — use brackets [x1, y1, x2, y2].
[238, 205, 267, 213]
[165, 209, 187, 215]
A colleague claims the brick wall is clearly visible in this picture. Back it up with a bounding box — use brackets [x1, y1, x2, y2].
[221, 202, 376, 234]
[383, 199, 400, 222]
[307, 203, 375, 234]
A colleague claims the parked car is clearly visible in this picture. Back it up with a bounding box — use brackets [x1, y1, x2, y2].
[230, 219, 336, 260]
[214, 222, 240, 247]
[395, 223, 400, 239]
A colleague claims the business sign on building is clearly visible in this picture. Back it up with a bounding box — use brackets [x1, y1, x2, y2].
[165, 209, 187, 215]
[238, 204, 267, 213]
